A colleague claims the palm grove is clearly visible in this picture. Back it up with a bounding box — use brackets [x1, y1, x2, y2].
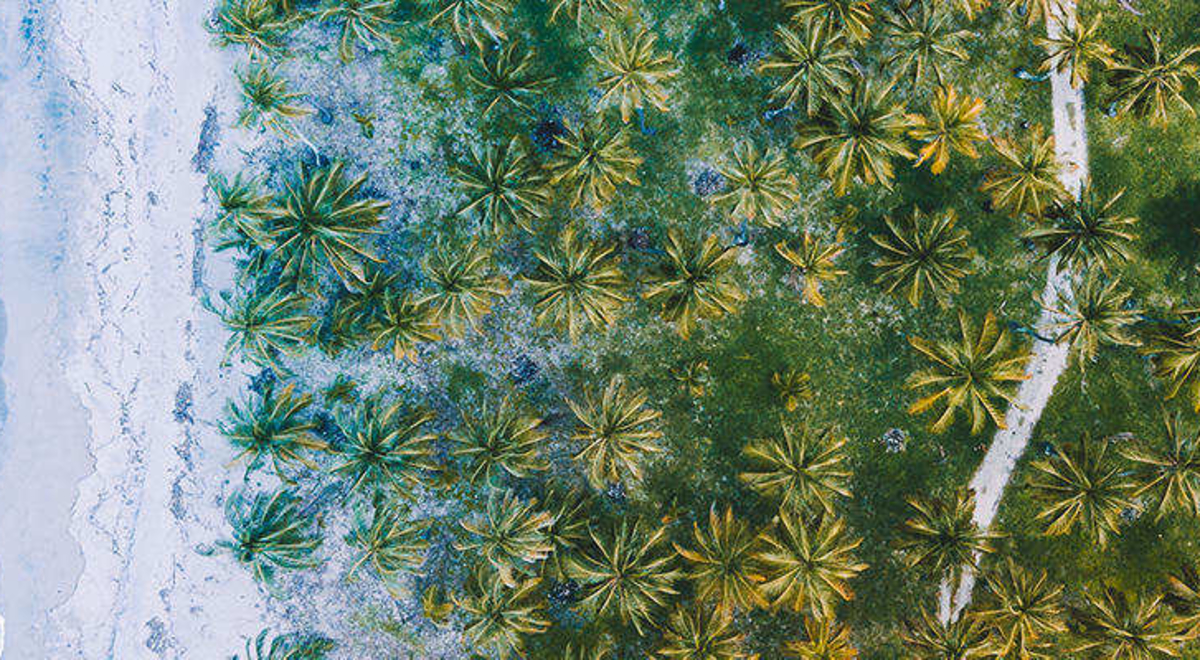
[207, 0, 1200, 658]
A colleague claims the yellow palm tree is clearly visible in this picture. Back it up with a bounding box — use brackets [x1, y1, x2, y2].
[754, 510, 867, 618]
[909, 86, 987, 175]
[673, 504, 766, 612]
[593, 27, 678, 122]
[774, 231, 847, 307]
[711, 143, 799, 226]
[642, 229, 744, 339]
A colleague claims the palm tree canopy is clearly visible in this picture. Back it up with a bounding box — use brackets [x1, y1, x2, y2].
[909, 86, 987, 175]
[524, 226, 629, 342]
[754, 510, 867, 618]
[673, 504, 766, 612]
[568, 375, 663, 488]
[1122, 412, 1200, 520]
[1023, 184, 1138, 274]
[593, 27, 678, 122]
[871, 206, 974, 307]
[1107, 29, 1200, 126]
[976, 559, 1066, 660]
[897, 488, 999, 578]
[757, 20, 855, 116]
[1027, 436, 1137, 546]
[568, 518, 682, 634]
[642, 229, 744, 339]
[980, 125, 1067, 218]
[739, 420, 852, 514]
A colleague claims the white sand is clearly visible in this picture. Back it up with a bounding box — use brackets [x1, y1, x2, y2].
[938, 0, 1090, 622]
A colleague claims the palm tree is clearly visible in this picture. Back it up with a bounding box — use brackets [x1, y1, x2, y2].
[657, 606, 746, 660]
[452, 137, 547, 236]
[427, 0, 512, 47]
[334, 267, 397, 331]
[740, 420, 851, 514]
[549, 0, 629, 26]
[642, 229, 744, 339]
[757, 21, 854, 116]
[542, 485, 590, 580]
[451, 396, 548, 484]
[524, 226, 629, 342]
[467, 41, 552, 117]
[221, 383, 326, 480]
[548, 118, 642, 209]
[272, 162, 389, 289]
[771, 368, 813, 411]
[455, 570, 550, 659]
[367, 290, 440, 362]
[1122, 412, 1200, 520]
[213, 285, 315, 372]
[774, 231, 847, 307]
[1165, 562, 1200, 637]
[980, 126, 1067, 219]
[884, 3, 971, 86]
[218, 489, 321, 590]
[975, 560, 1066, 660]
[236, 629, 335, 660]
[897, 488, 999, 578]
[796, 80, 915, 196]
[907, 311, 1029, 435]
[323, 373, 358, 405]
[1027, 436, 1136, 546]
[910, 86, 987, 175]
[345, 504, 431, 588]
[1074, 588, 1185, 660]
[1143, 313, 1200, 412]
[871, 206, 973, 307]
[783, 617, 856, 659]
[593, 27, 678, 123]
[711, 143, 799, 226]
[945, 0, 988, 21]
[236, 65, 310, 140]
[672, 359, 710, 397]
[901, 608, 991, 659]
[422, 584, 454, 625]
[213, 0, 288, 59]
[674, 504, 766, 612]
[457, 489, 554, 587]
[422, 240, 509, 338]
[1046, 273, 1140, 367]
[1036, 12, 1114, 88]
[1004, 0, 1057, 26]
[1107, 30, 1200, 126]
[568, 518, 682, 634]
[786, 0, 874, 43]
[209, 171, 276, 250]
[317, 0, 397, 63]
[755, 510, 867, 618]
[568, 375, 662, 489]
[1024, 185, 1138, 274]
[331, 396, 438, 494]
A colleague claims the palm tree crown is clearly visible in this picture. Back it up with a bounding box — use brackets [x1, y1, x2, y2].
[774, 230, 847, 308]
[786, 0, 874, 43]
[452, 396, 548, 484]
[642, 229, 744, 339]
[1036, 12, 1115, 88]
[901, 607, 991, 660]
[367, 290, 440, 362]
[1143, 312, 1200, 412]
[457, 489, 554, 587]
[975, 560, 1066, 660]
[740, 420, 851, 514]
[757, 20, 854, 116]
[871, 206, 974, 307]
[467, 40, 552, 117]
[783, 617, 857, 660]
[1027, 436, 1136, 546]
[754, 510, 867, 618]
[345, 504, 431, 587]
[1108, 30, 1200, 126]
[568, 518, 682, 634]
[219, 489, 321, 589]
[909, 86, 987, 175]
[452, 137, 547, 236]
[221, 382, 325, 480]
[214, 285, 315, 372]
[548, 118, 643, 209]
[568, 375, 663, 488]
[1075, 588, 1185, 660]
[981, 125, 1067, 219]
[593, 27, 678, 123]
[1024, 184, 1138, 274]
[711, 143, 799, 226]
[1122, 412, 1200, 520]
[885, 3, 971, 86]
[897, 488, 999, 578]
[422, 240, 510, 338]
[236, 65, 310, 140]
[455, 570, 550, 659]
[673, 504, 766, 612]
[331, 396, 437, 494]
[524, 226, 629, 342]
[1047, 273, 1140, 367]
[317, 0, 397, 64]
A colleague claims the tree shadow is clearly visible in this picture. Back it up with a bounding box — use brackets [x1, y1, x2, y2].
[1141, 178, 1200, 263]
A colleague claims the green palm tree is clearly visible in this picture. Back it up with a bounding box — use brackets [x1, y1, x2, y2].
[672, 359, 710, 398]
[1027, 436, 1136, 546]
[331, 396, 438, 494]
[213, 285, 315, 372]
[1107, 30, 1200, 126]
[568, 375, 662, 488]
[980, 125, 1066, 219]
[1046, 273, 1140, 367]
[548, 118, 642, 209]
[1024, 185, 1138, 274]
[593, 27, 678, 123]
[236, 629, 335, 660]
[642, 229, 744, 339]
[871, 206, 974, 307]
[457, 489, 554, 587]
[774, 231, 847, 307]
[796, 80, 915, 196]
[317, 0, 397, 63]
[786, 0, 874, 43]
[740, 420, 851, 515]
[345, 504, 431, 588]
[221, 383, 326, 480]
[367, 290, 440, 362]
[1122, 412, 1200, 520]
[910, 86, 987, 175]
[1143, 313, 1200, 412]
[213, 0, 288, 58]
[755, 510, 867, 618]
[568, 518, 682, 634]
[549, 0, 627, 25]
[218, 489, 321, 590]
[524, 226, 629, 342]
[428, 0, 512, 47]
[976, 559, 1066, 660]
[455, 570, 550, 659]
[236, 65, 310, 140]
[422, 240, 509, 338]
[451, 396, 548, 484]
[757, 20, 854, 116]
[907, 311, 1029, 435]
[711, 143, 800, 226]
[884, 3, 971, 86]
[1165, 562, 1200, 638]
[897, 488, 999, 578]
[452, 137, 548, 236]
[674, 504, 766, 612]
[771, 368, 813, 411]
[783, 617, 856, 659]
[209, 171, 276, 250]
[467, 40, 552, 117]
[542, 485, 590, 580]
[901, 608, 991, 659]
[657, 606, 746, 660]
[1036, 12, 1115, 88]
[272, 161, 389, 289]
[334, 267, 397, 331]
[1074, 588, 1184, 660]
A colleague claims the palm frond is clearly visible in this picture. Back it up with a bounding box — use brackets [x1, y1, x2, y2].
[642, 229, 744, 339]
